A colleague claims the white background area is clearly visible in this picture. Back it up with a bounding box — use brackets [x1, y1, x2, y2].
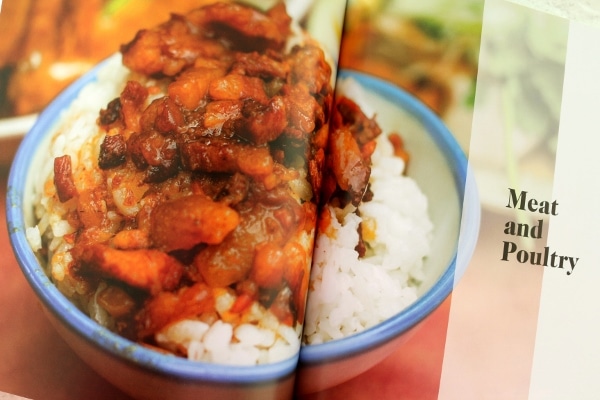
[528, 20, 600, 400]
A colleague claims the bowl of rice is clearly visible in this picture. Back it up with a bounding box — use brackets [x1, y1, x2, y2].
[5, 2, 478, 398]
[5, 67, 478, 400]
[5, 57, 301, 400]
[296, 70, 480, 394]
[5, 2, 342, 399]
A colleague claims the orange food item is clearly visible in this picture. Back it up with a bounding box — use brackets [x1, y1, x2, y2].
[150, 194, 240, 252]
[53, 155, 78, 202]
[77, 244, 184, 295]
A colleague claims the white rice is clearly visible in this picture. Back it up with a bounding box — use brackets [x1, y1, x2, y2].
[302, 79, 433, 345]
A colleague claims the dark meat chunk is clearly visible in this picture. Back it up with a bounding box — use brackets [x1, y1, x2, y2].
[121, 14, 227, 77]
[98, 134, 127, 169]
[53, 155, 78, 202]
[282, 83, 318, 139]
[194, 172, 250, 206]
[140, 97, 185, 136]
[127, 130, 180, 183]
[187, 2, 291, 52]
[288, 44, 332, 95]
[99, 98, 122, 126]
[180, 138, 274, 180]
[320, 97, 384, 206]
[202, 100, 243, 138]
[231, 50, 289, 80]
[328, 126, 371, 206]
[120, 80, 149, 132]
[335, 96, 382, 148]
[219, 172, 251, 205]
[243, 96, 287, 145]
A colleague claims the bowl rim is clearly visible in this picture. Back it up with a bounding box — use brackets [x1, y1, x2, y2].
[5, 57, 298, 385]
[298, 69, 480, 365]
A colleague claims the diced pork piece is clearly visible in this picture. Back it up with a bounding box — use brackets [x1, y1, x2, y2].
[150, 194, 240, 252]
[78, 244, 184, 295]
[53, 155, 78, 202]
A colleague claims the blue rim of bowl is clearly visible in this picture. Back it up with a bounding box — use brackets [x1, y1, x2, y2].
[298, 70, 480, 365]
[5, 56, 298, 385]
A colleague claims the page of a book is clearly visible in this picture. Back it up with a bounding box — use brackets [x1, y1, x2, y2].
[3, 0, 600, 399]
[440, 1, 600, 399]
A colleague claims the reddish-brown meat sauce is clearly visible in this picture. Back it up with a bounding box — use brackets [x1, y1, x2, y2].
[50, 1, 406, 348]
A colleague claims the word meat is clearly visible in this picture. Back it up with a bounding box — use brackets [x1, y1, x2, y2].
[505, 188, 559, 216]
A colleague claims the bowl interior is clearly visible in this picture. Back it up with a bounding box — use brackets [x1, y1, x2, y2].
[298, 70, 479, 364]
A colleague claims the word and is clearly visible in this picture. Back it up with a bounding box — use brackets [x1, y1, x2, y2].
[500, 188, 578, 276]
